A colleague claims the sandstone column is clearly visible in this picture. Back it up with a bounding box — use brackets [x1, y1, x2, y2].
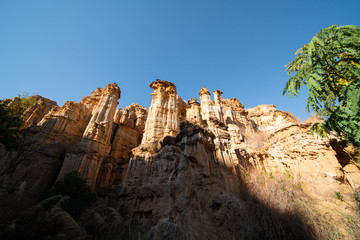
[199, 87, 213, 122]
[212, 90, 224, 123]
[185, 98, 202, 125]
[57, 83, 120, 187]
[141, 80, 180, 144]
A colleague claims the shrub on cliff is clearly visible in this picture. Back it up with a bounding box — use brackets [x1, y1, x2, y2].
[0, 94, 36, 150]
[45, 171, 97, 219]
[0, 101, 23, 150]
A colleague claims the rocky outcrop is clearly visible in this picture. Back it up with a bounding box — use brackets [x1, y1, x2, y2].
[2, 95, 58, 129]
[247, 104, 300, 132]
[36, 101, 92, 146]
[80, 87, 103, 111]
[2, 79, 359, 239]
[58, 83, 120, 187]
[343, 164, 360, 191]
[141, 80, 182, 144]
[8, 100, 92, 198]
[199, 87, 220, 123]
[21, 95, 58, 128]
[262, 124, 344, 197]
[96, 103, 148, 186]
[185, 98, 202, 125]
[122, 121, 243, 239]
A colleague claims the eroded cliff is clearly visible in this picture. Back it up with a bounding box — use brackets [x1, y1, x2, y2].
[1, 80, 360, 239]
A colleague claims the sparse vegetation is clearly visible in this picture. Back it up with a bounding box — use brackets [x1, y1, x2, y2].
[0, 101, 24, 150]
[239, 166, 360, 240]
[0, 171, 97, 239]
[0, 93, 36, 150]
[335, 191, 344, 201]
[44, 171, 97, 219]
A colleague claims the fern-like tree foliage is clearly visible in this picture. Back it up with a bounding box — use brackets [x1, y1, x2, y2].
[283, 25, 360, 155]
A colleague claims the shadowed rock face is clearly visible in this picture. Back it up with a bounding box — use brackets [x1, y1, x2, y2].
[9, 100, 92, 198]
[123, 121, 245, 239]
[2, 80, 360, 238]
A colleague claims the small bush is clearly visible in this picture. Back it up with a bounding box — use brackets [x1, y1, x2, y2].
[0, 94, 36, 150]
[48, 171, 97, 219]
[334, 191, 344, 201]
[0, 101, 24, 150]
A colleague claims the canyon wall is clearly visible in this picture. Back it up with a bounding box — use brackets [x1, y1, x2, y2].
[2, 79, 360, 239]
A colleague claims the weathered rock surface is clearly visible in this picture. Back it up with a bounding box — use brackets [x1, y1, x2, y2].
[58, 83, 121, 187]
[96, 103, 148, 186]
[21, 95, 58, 128]
[80, 87, 103, 110]
[262, 124, 344, 196]
[185, 98, 202, 125]
[343, 164, 360, 191]
[2, 95, 58, 129]
[8, 100, 92, 198]
[2, 80, 359, 239]
[141, 80, 182, 144]
[247, 104, 300, 132]
[123, 121, 243, 239]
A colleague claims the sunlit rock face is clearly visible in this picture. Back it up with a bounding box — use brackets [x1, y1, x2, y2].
[80, 87, 103, 111]
[96, 103, 148, 186]
[141, 79, 182, 144]
[58, 83, 120, 187]
[2, 95, 58, 129]
[262, 124, 344, 196]
[185, 98, 202, 125]
[3, 79, 359, 238]
[21, 95, 58, 129]
[247, 104, 300, 132]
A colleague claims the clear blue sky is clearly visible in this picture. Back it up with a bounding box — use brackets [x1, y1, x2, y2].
[1, 0, 359, 121]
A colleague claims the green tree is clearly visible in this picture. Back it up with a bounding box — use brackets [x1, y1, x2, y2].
[283, 25, 360, 157]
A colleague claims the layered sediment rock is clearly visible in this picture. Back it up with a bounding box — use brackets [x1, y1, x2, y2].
[2, 79, 359, 238]
[141, 80, 182, 144]
[2, 95, 58, 129]
[21, 95, 58, 128]
[247, 104, 300, 132]
[58, 83, 120, 187]
[80, 87, 103, 110]
[262, 124, 344, 196]
[186, 98, 202, 125]
[123, 121, 244, 239]
[199, 87, 217, 123]
[10, 100, 92, 198]
[96, 104, 148, 186]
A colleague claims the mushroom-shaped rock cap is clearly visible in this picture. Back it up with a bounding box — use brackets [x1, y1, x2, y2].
[149, 79, 176, 89]
[187, 98, 200, 105]
[104, 83, 121, 99]
[199, 86, 210, 96]
[213, 90, 223, 95]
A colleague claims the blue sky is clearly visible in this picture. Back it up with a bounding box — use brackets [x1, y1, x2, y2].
[0, 0, 359, 121]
